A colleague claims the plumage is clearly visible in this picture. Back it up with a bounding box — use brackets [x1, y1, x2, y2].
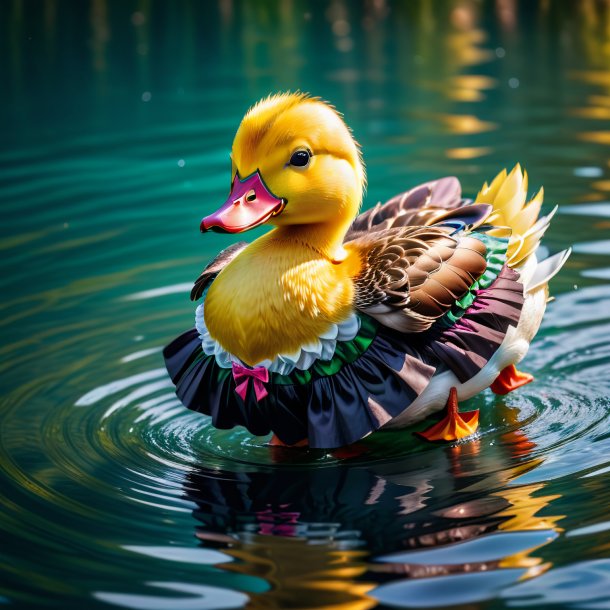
[349, 226, 487, 332]
[163, 92, 570, 449]
[476, 164, 551, 266]
[191, 241, 248, 301]
[347, 177, 463, 235]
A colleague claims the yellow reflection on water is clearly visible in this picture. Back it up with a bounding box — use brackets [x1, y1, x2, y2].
[579, 192, 607, 202]
[446, 146, 493, 159]
[437, 114, 498, 135]
[495, 484, 563, 533]
[447, 75, 497, 102]
[0, 228, 55, 251]
[571, 107, 610, 120]
[446, 29, 494, 69]
[570, 0, 610, 201]
[589, 94, 610, 107]
[221, 537, 375, 610]
[579, 131, 610, 145]
[573, 71, 610, 88]
[37, 229, 124, 255]
[492, 482, 563, 576]
[591, 180, 610, 192]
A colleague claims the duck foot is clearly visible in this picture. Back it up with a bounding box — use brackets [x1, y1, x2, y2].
[490, 364, 534, 395]
[417, 387, 479, 442]
[269, 434, 309, 448]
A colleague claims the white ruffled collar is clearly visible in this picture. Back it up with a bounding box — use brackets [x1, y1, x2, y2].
[195, 303, 360, 375]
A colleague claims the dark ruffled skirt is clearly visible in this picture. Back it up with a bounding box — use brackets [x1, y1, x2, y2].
[164, 266, 524, 448]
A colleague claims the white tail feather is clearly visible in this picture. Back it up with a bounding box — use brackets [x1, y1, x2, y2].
[526, 248, 572, 293]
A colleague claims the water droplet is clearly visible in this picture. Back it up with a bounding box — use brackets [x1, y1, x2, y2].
[508, 77, 520, 89]
[177, 159, 185, 168]
[141, 91, 152, 102]
[496, 47, 506, 58]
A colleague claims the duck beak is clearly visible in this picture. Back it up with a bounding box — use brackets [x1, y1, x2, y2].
[200, 171, 286, 233]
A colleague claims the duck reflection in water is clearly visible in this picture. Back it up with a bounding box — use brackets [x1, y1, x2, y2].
[182, 422, 563, 610]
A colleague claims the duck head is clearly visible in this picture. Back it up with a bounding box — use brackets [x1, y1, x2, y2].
[201, 93, 365, 256]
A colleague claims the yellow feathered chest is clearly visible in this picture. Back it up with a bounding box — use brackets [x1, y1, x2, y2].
[203, 235, 360, 366]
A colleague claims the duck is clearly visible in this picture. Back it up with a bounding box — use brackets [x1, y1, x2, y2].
[164, 92, 571, 449]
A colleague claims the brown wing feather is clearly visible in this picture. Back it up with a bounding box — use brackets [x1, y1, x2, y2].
[349, 228, 487, 332]
[190, 241, 248, 301]
[347, 176, 468, 239]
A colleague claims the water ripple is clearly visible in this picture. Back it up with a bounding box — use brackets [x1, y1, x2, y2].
[3, 1, 610, 607]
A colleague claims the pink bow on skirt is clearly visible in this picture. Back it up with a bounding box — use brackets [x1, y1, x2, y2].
[232, 363, 269, 402]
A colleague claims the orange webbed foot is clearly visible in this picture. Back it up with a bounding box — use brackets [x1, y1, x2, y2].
[417, 387, 479, 442]
[269, 434, 309, 448]
[490, 364, 534, 395]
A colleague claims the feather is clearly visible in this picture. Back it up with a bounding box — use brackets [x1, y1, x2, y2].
[525, 248, 571, 293]
[348, 227, 487, 332]
[430, 203, 492, 233]
[346, 176, 465, 238]
[190, 241, 248, 301]
[476, 165, 555, 267]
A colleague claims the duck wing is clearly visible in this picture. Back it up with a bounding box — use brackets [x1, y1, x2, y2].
[190, 241, 248, 301]
[348, 224, 489, 332]
[347, 176, 468, 238]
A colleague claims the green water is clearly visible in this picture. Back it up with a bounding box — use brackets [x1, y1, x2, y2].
[2, 1, 610, 608]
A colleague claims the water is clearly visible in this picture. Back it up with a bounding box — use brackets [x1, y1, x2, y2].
[2, 1, 610, 608]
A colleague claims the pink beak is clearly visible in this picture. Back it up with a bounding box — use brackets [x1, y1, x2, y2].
[200, 171, 286, 233]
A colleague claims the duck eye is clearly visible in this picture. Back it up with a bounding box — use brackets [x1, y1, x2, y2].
[289, 149, 311, 168]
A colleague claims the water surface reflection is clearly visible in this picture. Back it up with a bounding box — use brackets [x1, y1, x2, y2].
[185, 433, 561, 609]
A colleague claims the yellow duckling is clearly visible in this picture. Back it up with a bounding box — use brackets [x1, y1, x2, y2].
[164, 92, 570, 449]
[202, 93, 364, 366]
